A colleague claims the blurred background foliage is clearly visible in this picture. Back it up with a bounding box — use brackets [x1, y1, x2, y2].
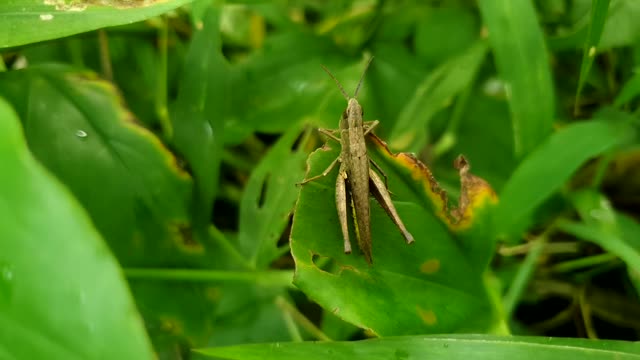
[1, 0, 640, 359]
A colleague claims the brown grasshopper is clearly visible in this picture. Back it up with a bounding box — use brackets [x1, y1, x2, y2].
[299, 58, 414, 264]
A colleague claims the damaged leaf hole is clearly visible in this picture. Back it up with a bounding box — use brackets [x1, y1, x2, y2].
[311, 253, 339, 275]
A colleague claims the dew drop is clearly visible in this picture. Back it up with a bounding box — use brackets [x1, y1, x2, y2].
[1, 265, 13, 282]
[76, 130, 88, 139]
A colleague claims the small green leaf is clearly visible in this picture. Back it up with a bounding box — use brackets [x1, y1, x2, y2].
[496, 120, 634, 239]
[559, 189, 640, 273]
[194, 334, 640, 360]
[233, 32, 343, 139]
[238, 126, 308, 269]
[414, 6, 479, 66]
[171, 7, 226, 229]
[614, 70, 640, 108]
[478, 0, 555, 157]
[0, 97, 154, 359]
[0, 0, 193, 48]
[389, 41, 487, 151]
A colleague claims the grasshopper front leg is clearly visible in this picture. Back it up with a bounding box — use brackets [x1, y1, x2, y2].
[297, 156, 340, 185]
[363, 120, 379, 135]
[318, 128, 341, 143]
[369, 168, 414, 244]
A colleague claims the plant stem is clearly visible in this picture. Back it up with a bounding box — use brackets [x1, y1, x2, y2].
[550, 253, 618, 273]
[432, 84, 473, 157]
[156, 14, 172, 139]
[97, 29, 113, 81]
[277, 297, 303, 342]
[124, 268, 294, 288]
[275, 296, 332, 341]
[502, 234, 548, 318]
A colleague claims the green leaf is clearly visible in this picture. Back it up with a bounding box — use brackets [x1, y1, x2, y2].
[388, 41, 487, 151]
[614, 70, 640, 107]
[0, 65, 197, 266]
[171, 7, 226, 229]
[598, 0, 640, 49]
[232, 32, 342, 140]
[0, 97, 154, 359]
[436, 89, 516, 190]
[194, 334, 640, 360]
[414, 6, 480, 66]
[0, 0, 192, 48]
[547, 0, 640, 51]
[368, 42, 428, 133]
[238, 126, 308, 269]
[559, 190, 640, 273]
[575, 0, 611, 114]
[496, 120, 634, 239]
[290, 135, 503, 335]
[478, 0, 555, 157]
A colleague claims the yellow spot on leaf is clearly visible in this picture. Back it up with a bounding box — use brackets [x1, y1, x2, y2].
[205, 287, 221, 301]
[170, 222, 204, 254]
[417, 306, 438, 325]
[420, 259, 441, 274]
[159, 316, 184, 335]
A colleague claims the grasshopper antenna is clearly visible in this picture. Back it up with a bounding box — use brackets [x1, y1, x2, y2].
[353, 56, 374, 99]
[321, 64, 350, 101]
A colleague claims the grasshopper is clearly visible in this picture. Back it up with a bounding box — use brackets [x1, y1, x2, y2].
[299, 58, 414, 264]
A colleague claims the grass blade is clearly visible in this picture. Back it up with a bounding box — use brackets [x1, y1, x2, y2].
[478, 0, 555, 157]
[574, 0, 611, 116]
[495, 120, 634, 239]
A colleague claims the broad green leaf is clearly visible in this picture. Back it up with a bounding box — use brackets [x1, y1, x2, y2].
[238, 126, 308, 269]
[0, 0, 192, 48]
[0, 97, 154, 359]
[171, 8, 226, 230]
[574, 0, 610, 114]
[495, 120, 634, 239]
[389, 41, 487, 152]
[290, 135, 503, 335]
[0, 65, 197, 267]
[194, 334, 640, 360]
[478, 0, 555, 157]
[559, 190, 640, 272]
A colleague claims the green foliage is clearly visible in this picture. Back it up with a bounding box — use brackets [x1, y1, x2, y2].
[194, 335, 640, 360]
[291, 136, 503, 336]
[0, 0, 192, 48]
[1, 0, 640, 359]
[0, 98, 154, 359]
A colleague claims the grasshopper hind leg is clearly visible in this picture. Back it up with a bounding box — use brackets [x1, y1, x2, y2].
[335, 167, 352, 254]
[369, 168, 414, 244]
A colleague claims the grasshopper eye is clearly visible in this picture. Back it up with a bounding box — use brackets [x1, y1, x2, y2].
[342, 110, 348, 118]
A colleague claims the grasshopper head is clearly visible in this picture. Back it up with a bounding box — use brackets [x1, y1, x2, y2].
[346, 98, 363, 120]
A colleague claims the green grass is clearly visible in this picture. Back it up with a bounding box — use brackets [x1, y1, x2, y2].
[1, 1, 640, 359]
